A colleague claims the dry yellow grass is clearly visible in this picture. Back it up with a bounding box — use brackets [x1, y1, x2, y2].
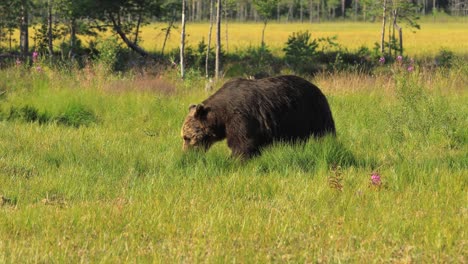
[137, 22, 468, 56]
[2, 22, 467, 57]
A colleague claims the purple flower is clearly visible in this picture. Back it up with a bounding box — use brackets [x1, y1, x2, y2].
[15, 58, 22, 66]
[397, 55, 403, 62]
[407, 65, 414, 72]
[379, 57, 385, 64]
[371, 173, 381, 186]
[35, 66, 42, 72]
[32, 51, 39, 62]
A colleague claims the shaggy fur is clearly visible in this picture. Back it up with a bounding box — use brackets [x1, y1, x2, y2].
[181, 75, 336, 158]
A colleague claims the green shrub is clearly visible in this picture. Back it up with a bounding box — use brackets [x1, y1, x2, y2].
[95, 37, 125, 72]
[234, 44, 279, 77]
[435, 48, 454, 68]
[6, 105, 51, 124]
[283, 30, 318, 74]
[56, 103, 97, 127]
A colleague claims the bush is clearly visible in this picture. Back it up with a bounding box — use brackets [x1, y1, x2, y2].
[283, 30, 318, 74]
[232, 45, 279, 77]
[6, 105, 51, 124]
[435, 48, 454, 68]
[56, 103, 97, 127]
[168, 39, 219, 75]
[95, 37, 125, 72]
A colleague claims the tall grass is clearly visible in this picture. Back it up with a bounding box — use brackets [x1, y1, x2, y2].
[0, 61, 466, 262]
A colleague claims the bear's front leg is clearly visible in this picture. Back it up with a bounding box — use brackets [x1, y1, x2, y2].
[225, 118, 263, 159]
[226, 133, 261, 159]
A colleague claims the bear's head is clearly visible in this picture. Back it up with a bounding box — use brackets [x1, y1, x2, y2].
[181, 104, 218, 152]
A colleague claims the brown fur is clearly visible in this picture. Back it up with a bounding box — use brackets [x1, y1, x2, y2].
[181, 75, 336, 159]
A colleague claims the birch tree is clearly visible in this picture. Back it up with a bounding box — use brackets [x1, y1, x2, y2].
[215, 0, 221, 79]
[180, 0, 186, 79]
[253, 0, 279, 46]
[206, 0, 214, 78]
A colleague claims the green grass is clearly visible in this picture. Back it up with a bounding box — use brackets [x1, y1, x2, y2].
[0, 63, 467, 262]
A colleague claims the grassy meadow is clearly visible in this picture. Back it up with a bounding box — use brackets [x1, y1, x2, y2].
[4, 21, 467, 57]
[138, 21, 468, 56]
[0, 22, 467, 262]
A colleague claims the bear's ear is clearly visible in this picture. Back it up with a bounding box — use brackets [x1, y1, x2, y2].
[188, 104, 197, 111]
[188, 103, 209, 119]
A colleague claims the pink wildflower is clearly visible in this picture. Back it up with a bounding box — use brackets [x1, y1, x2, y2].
[397, 55, 403, 62]
[407, 65, 414, 72]
[379, 57, 385, 64]
[15, 58, 22, 66]
[371, 172, 381, 186]
[36, 66, 42, 72]
[32, 51, 39, 62]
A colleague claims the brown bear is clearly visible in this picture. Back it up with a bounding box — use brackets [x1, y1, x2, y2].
[181, 75, 336, 159]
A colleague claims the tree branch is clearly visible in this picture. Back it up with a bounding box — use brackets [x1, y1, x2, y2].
[108, 12, 151, 58]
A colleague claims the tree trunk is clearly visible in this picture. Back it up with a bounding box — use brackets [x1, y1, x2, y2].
[318, 0, 321, 23]
[197, 0, 202, 21]
[69, 18, 77, 58]
[215, 0, 221, 80]
[47, 0, 53, 57]
[261, 20, 267, 46]
[191, 0, 195, 21]
[109, 13, 150, 58]
[9, 30, 13, 51]
[277, 2, 280, 22]
[341, 0, 345, 19]
[309, 0, 313, 23]
[393, 10, 403, 56]
[181, 0, 187, 79]
[388, 13, 391, 56]
[134, 12, 142, 44]
[398, 27, 403, 56]
[206, 0, 214, 77]
[363, 2, 367, 21]
[299, 0, 304, 23]
[380, 0, 387, 54]
[20, 0, 29, 57]
[354, 0, 358, 20]
[224, 0, 228, 53]
[161, 14, 175, 55]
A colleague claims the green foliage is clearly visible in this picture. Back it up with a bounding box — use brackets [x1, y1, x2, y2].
[283, 31, 318, 74]
[435, 48, 455, 68]
[3, 103, 96, 128]
[56, 102, 97, 127]
[95, 37, 125, 72]
[253, 0, 279, 21]
[227, 44, 279, 77]
[6, 105, 51, 124]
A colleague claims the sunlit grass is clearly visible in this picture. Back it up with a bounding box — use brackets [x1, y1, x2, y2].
[0, 63, 466, 261]
[137, 21, 468, 56]
[2, 21, 467, 57]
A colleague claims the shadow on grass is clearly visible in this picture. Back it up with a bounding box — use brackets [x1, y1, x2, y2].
[172, 136, 375, 177]
[172, 149, 238, 178]
[250, 136, 373, 175]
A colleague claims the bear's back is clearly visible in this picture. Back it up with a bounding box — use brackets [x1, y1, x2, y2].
[204, 75, 335, 140]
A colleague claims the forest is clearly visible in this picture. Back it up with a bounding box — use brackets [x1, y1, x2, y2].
[0, 0, 467, 77]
